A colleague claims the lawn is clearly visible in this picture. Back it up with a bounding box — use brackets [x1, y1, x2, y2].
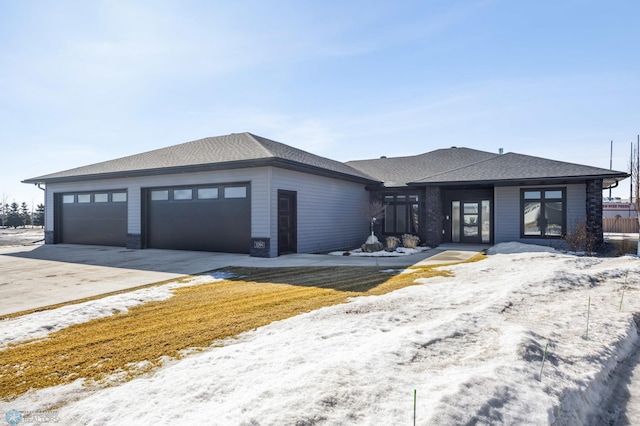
[0, 258, 483, 401]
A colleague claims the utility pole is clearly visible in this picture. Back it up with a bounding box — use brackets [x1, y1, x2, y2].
[631, 142, 634, 203]
[609, 140, 613, 199]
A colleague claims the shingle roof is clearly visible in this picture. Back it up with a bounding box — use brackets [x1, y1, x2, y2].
[24, 134, 628, 188]
[23, 132, 378, 184]
[346, 147, 500, 187]
[347, 147, 627, 187]
[410, 151, 628, 185]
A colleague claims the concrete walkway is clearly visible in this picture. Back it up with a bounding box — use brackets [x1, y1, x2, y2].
[0, 243, 487, 316]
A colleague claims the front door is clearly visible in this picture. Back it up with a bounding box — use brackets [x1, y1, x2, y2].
[452, 200, 491, 243]
[278, 190, 297, 255]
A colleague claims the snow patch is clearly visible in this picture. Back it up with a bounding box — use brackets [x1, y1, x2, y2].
[329, 246, 430, 257]
[487, 242, 558, 255]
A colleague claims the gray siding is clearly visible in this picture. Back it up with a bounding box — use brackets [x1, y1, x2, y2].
[270, 168, 369, 256]
[45, 167, 271, 240]
[494, 183, 586, 246]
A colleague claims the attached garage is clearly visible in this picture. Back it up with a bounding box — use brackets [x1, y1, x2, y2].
[24, 132, 382, 256]
[54, 191, 127, 247]
[143, 183, 251, 253]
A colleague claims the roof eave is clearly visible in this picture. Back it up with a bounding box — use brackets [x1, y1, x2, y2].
[407, 173, 630, 187]
[23, 158, 380, 186]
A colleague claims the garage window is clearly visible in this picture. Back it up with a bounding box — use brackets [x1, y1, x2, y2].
[63, 195, 75, 203]
[112, 192, 127, 202]
[224, 187, 247, 198]
[197, 188, 218, 199]
[151, 190, 169, 201]
[173, 189, 193, 200]
[95, 193, 108, 203]
[77, 194, 91, 203]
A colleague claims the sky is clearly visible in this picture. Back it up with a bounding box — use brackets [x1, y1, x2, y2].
[1, 0, 639, 207]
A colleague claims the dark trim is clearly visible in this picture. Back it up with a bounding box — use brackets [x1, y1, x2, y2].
[408, 174, 628, 187]
[519, 187, 567, 239]
[23, 158, 380, 186]
[53, 193, 62, 244]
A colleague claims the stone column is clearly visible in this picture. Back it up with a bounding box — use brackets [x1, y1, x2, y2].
[585, 179, 603, 247]
[424, 186, 442, 247]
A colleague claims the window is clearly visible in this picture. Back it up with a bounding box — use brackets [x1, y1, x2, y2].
[62, 194, 75, 204]
[197, 188, 218, 199]
[77, 194, 91, 203]
[521, 188, 565, 238]
[112, 192, 127, 202]
[383, 194, 419, 234]
[224, 186, 247, 199]
[151, 190, 169, 201]
[94, 193, 108, 203]
[173, 189, 193, 200]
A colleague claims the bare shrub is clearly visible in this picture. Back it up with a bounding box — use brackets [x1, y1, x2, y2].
[386, 236, 400, 250]
[564, 220, 598, 254]
[402, 234, 420, 249]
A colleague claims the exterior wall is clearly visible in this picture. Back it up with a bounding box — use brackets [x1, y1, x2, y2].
[494, 183, 586, 247]
[43, 166, 368, 256]
[270, 168, 369, 257]
[44, 167, 271, 249]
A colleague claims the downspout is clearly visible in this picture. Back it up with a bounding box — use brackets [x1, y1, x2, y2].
[266, 167, 273, 256]
[603, 180, 620, 191]
[35, 183, 45, 229]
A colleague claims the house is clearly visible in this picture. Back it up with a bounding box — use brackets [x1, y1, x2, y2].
[23, 132, 628, 256]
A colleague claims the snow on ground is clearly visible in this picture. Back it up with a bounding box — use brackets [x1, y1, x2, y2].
[6, 244, 640, 425]
[0, 228, 44, 247]
[486, 241, 557, 255]
[0, 272, 234, 348]
[329, 246, 430, 257]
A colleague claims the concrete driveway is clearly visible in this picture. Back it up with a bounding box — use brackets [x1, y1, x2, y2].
[0, 243, 487, 316]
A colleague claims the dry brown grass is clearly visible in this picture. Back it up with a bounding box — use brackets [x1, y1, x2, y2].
[0, 254, 484, 401]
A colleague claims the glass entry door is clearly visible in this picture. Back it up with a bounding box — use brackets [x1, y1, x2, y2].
[452, 200, 491, 243]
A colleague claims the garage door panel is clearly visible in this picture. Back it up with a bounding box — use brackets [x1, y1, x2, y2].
[146, 185, 250, 253]
[60, 197, 127, 247]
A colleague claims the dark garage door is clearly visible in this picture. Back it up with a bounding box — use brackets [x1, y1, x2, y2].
[145, 184, 251, 253]
[55, 191, 127, 246]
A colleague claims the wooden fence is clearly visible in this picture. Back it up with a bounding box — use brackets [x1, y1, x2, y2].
[603, 217, 639, 234]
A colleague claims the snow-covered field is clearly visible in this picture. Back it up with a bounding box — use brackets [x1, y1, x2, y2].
[5, 243, 640, 425]
[0, 228, 43, 247]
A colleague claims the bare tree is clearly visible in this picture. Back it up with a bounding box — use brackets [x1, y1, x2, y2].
[0, 193, 9, 228]
[362, 198, 385, 236]
[629, 136, 640, 255]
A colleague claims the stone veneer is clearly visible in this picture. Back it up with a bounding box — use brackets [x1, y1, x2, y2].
[586, 179, 604, 247]
[44, 231, 54, 245]
[250, 237, 271, 257]
[126, 233, 142, 250]
[424, 186, 442, 247]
